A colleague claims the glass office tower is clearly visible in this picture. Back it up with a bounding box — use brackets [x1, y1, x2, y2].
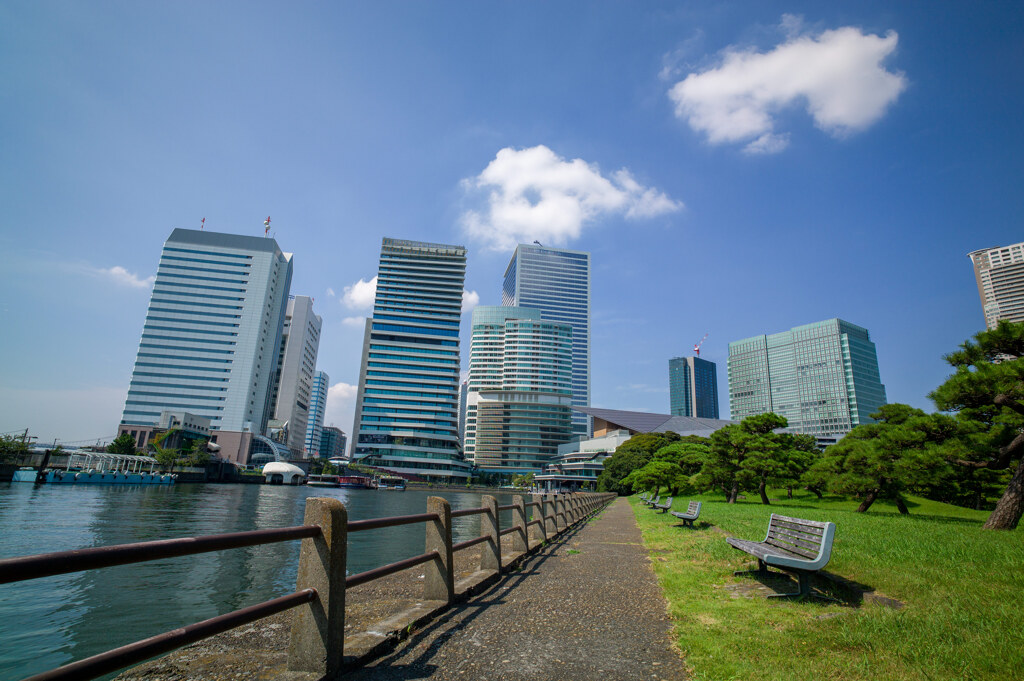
[669, 356, 719, 419]
[121, 229, 292, 435]
[502, 244, 591, 439]
[464, 306, 573, 476]
[350, 238, 471, 482]
[304, 370, 329, 457]
[728, 318, 887, 438]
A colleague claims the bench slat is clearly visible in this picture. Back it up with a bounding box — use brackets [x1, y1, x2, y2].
[767, 530, 823, 552]
[770, 514, 830, 530]
[768, 518, 825, 537]
[765, 538, 819, 559]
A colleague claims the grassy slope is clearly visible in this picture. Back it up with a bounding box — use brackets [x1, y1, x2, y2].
[630, 491, 1024, 681]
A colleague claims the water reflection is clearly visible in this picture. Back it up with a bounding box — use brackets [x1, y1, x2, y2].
[0, 483, 523, 680]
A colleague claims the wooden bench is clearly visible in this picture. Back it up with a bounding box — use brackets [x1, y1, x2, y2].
[726, 514, 836, 598]
[652, 496, 673, 513]
[670, 501, 701, 528]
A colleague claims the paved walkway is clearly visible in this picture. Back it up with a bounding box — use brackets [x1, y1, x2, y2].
[346, 498, 687, 681]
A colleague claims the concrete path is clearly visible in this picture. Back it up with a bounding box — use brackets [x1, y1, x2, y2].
[345, 498, 687, 681]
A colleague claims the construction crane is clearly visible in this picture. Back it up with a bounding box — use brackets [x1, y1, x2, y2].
[694, 333, 709, 357]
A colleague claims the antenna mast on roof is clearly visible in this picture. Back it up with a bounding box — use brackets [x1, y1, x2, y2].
[694, 333, 709, 357]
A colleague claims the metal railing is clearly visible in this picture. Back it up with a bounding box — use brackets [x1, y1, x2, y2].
[0, 491, 615, 680]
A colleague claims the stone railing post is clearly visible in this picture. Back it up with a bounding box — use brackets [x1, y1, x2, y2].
[288, 497, 347, 676]
[555, 495, 566, 532]
[424, 496, 454, 603]
[480, 494, 500, 572]
[544, 494, 557, 537]
[512, 495, 528, 554]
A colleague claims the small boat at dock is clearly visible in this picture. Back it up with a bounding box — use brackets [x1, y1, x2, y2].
[376, 476, 407, 490]
[306, 474, 343, 488]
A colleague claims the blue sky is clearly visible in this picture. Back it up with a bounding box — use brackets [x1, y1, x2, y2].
[1, 1, 1022, 446]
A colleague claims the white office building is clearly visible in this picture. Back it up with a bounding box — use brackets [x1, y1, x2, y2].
[120, 229, 293, 462]
[969, 241, 1024, 329]
[270, 295, 322, 456]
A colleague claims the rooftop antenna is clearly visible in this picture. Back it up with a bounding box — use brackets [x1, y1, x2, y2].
[533, 240, 542, 246]
[264, 215, 272, 237]
[694, 333, 709, 357]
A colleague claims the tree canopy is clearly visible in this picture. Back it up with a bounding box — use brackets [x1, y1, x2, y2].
[597, 431, 681, 495]
[930, 320, 1024, 529]
[106, 433, 137, 456]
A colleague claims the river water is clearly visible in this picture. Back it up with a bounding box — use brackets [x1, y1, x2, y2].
[0, 482, 525, 680]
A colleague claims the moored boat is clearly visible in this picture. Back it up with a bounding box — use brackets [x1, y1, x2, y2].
[306, 474, 342, 487]
[336, 475, 374, 489]
[376, 476, 407, 490]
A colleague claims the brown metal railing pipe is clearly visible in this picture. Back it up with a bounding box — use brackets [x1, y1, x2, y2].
[499, 527, 520, 537]
[451, 534, 490, 552]
[497, 504, 516, 511]
[0, 526, 322, 584]
[345, 550, 440, 589]
[24, 589, 316, 681]
[347, 512, 439, 533]
[451, 507, 487, 518]
[527, 520, 542, 528]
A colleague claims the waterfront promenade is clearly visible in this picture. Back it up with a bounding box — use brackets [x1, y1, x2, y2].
[118, 497, 686, 680]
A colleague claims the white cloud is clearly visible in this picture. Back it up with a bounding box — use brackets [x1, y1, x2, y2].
[342, 276, 377, 310]
[324, 382, 359, 438]
[668, 19, 907, 153]
[462, 290, 480, 315]
[461, 145, 682, 252]
[342, 316, 366, 327]
[97, 266, 155, 289]
[326, 287, 336, 298]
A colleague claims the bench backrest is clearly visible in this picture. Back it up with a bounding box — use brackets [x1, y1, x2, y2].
[657, 496, 673, 507]
[686, 501, 700, 515]
[764, 514, 835, 563]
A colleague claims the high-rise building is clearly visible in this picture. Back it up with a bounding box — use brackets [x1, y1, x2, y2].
[318, 426, 346, 460]
[457, 380, 469, 444]
[349, 238, 471, 482]
[120, 229, 293, 462]
[503, 244, 591, 438]
[304, 370, 329, 457]
[968, 242, 1024, 329]
[464, 306, 573, 477]
[728, 318, 886, 438]
[669, 356, 719, 419]
[270, 296, 322, 456]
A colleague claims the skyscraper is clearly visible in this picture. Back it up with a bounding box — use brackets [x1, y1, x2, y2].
[968, 241, 1024, 329]
[270, 296, 322, 456]
[120, 229, 293, 462]
[669, 356, 719, 419]
[349, 238, 471, 482]
[728, 318, 887, 438]
[503, 244, 591, 438]
[305, 370, 329, 457]
[464, 306, 573, 476]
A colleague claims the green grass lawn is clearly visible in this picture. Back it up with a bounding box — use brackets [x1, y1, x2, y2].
[630, 491, 1024, 681]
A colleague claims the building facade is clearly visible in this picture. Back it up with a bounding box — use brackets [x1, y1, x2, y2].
[304, 370, 329, 457]
[502, 244, 591, 439]
[270, 296, 322, 457]
[349, 238, 471, 482]
[120, 229, 293, 463]
[969, 242, 1024, 329]
[464, 306, 573, 477]
[318, 426, 346, 460]
[668, 356, 719, 419]
[728, 318, 887, 438]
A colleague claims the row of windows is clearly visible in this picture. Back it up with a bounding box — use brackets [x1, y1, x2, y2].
[139, 343, 235, 355]
[373, 313, 461, 327]
[144, 324, 237, 337]
[128, 390, 226, 401]
[125, 400, 225, 411]
[364, 388, 456, 399]
[368, 356, 457, 366]
[164, 247, 252, 260]
[370, 334, 458, 348]
[157, 270, 248, 285]
[158, 263, 251, 277]
[133, 371, 228, 382]
[151, 299, 242, 311]
[131, 380, 226, 391]
[137, 353, 232, 363]
[366, 379, 456, 389]
[363, 396, 456, 409]
[142, 334, 237, 345]
[153, 287, 244, 302]
[135, 362, 231, 373]
[148, 308, 241, 320]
